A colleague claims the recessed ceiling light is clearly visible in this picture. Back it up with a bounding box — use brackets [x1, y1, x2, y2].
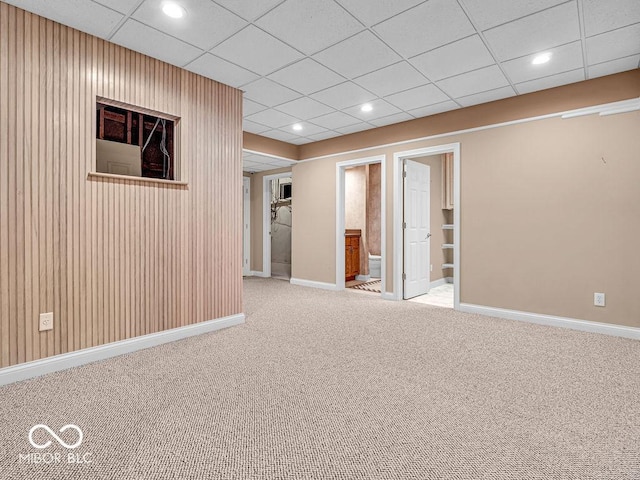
[162, 2, 186, 18]
[361, 103, 373, 113]
[532, 52, 552, 65]
[292, 123, 303, 131]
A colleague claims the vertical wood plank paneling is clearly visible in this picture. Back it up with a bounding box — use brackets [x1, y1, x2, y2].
[16, 8, 27, 365]
[27, 11, 39, 362]
[0, 4, 243, 369]
[7, 5, 18, 366]
[0, 2, 11, 368]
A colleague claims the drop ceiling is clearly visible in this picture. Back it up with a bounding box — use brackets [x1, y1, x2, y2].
[5, 0, 640, 159]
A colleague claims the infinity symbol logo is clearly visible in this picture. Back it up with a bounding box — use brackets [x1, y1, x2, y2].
[28, 424, 83, 449]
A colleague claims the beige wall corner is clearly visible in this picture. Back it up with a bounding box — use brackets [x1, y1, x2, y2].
[290, 160, 337, 285]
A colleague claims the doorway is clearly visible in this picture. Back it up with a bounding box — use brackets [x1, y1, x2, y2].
[394, 144, 460, 309]
[243, 177, 250, 276]
[336, 155, 387, 297]
[263, 172, 293, 280]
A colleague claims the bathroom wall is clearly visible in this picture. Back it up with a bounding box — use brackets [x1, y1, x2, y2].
[367, 164, 382, 256]
[345, 166, 368, 275]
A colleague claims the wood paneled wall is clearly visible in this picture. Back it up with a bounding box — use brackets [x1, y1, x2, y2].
[0, 3, 243, 369]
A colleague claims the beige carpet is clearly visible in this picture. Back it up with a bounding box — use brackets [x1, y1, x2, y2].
[0, 277, 639, 479]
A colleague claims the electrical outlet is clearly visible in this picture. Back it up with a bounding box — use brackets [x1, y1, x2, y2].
[39, 312, 53, 331]
[594, 293, 606, 307]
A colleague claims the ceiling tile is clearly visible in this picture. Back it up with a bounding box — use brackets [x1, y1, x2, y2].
[586, 23, 640, 65]
[268, 59, 346, 95]
[5, 0, 124, 37]
[335, 0, 425, 26]
[502, 41, 584, 84]
[588, 55, 640, 79]
[410, 35, 495, 81]
[257, 0, 363, 55]
[313, 31, 401, 79]
[185, 53, 259, 88]
[483, 2, 580, 61]
[243, 119, 271, 135]
[335, 122, 374, 134]
[93, 0, 140, 14]
[354, 62, 429, 97]
[308, 111, 362, 130]
[111, 19, 202, 68]
[212, 0, 284, 22]
[306, 131, 343, 141]
[288, 137, 314, 145]
[210, 25, 303, 75]
[261, 129, 301, 142]
[343, 99, 401, 121]
[408, 100, 460, 118]
[582, 0, 640, 37]
[132, 0, 247, 50]
[245, 109, 299, 129]
[310, 82, 377, 110]
[373, 0, 475, 58]
[275, 97, 334, 120]
[283, 122, 328, 136]
[243, 99, 268, 117]
[242, 78, 302, 107]
[436, 65, 510, 99]
[384, 84, 450, 111]
[369, 112, 414, 127]
[459, 0, 567, 31]
[515, 68, 585, 94]
[457, 85, 516, 107]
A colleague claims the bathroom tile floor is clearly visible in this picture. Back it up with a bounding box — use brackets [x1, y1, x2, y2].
[409, 283, 454, 308]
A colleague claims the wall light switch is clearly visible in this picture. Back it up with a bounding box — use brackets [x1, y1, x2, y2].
[594, 293, 605, 307]
[39, 312, 53, 331]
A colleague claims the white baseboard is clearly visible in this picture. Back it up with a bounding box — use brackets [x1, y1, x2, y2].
[0, 313, 245, 387]
[355, 275, 370, 282]
[290, 278, 339, 291]
[250, 271, 270, 278]
[382, 292, 399, 301]
[459, 303, 640, 340]
[445, 277, 453, 284]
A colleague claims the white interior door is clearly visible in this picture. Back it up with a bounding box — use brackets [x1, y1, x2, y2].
[403, 160, 430, 299]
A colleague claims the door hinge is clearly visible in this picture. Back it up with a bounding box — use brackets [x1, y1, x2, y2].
[402, 273, 406, 281]
[402, 222, 406, 229]
[402, 170, 407, 178]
